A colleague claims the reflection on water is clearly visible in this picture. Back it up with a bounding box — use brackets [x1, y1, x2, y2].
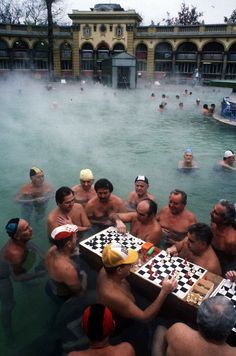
[0, 76, 236, 354]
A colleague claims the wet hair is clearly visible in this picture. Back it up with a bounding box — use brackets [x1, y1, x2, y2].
[82, 304, 114, 341]
[188, 223, 213, 246]
[162, 94, 166, 98]
[52, 235, 73, 250]
[176, 95, 180, 99]
[218, 199, 236, 226]
[170, 189, 187, 205]
[94, 178, 113, 193]
[197, 296, 236, 342]
[203, 104, 209, 109]
[5, 218, 20, 238]
[159, 103, 164, 109]
[55, 186, 74, 204]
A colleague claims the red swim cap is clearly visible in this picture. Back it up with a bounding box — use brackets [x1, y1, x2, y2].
[82, 304, 115, 341]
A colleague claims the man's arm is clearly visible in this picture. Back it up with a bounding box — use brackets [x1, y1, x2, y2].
[110, 212, 136, 234]
[62, 265, 85, 296]
[166, 237, 187, 256]
[77, 205, 91, 230]
[104, 276, 177, 322]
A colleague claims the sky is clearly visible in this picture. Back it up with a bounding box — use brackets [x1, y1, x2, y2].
[64, 0, 236, 25]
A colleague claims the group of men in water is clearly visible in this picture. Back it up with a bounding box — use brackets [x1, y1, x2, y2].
[1, 164, 236, 355]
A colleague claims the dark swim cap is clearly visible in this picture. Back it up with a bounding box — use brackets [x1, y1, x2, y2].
[30, 167, 42, 177]
[5, 218, 20, 237]
[82, 304, 115, 341]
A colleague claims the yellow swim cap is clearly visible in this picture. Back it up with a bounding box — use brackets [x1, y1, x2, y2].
[80, 169, 94, 181]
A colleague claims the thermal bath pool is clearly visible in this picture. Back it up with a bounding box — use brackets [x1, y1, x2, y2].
[0, 76, 235, 355]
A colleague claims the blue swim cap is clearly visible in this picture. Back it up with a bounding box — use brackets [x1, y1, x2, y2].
[5, 218, 20, 237]
[184, 147, 193, 154]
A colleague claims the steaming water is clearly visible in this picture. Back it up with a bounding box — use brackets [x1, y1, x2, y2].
[0, 75, 236, 354]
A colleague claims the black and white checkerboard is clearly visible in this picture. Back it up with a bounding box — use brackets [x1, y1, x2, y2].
[211, 278, 236, 332]
[79, 226, 144, 257]
[134, 250, 207, 300]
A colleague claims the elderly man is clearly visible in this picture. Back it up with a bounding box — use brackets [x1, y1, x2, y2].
[47, 186, 91, 236]
[178, 148, 198, 169]
[111, 199, 162, 245]
[3, 218, 45, 280]
[164, 296, 236, 356]
[85, 178, 126, 230]
[1, 218, 45, 340]
[127, 175, 155, 210]
[45, 224, 87, 302]
[218, 150, 236, 171]
[157, 189, 197, 248]
[167, 223, 221, 275]
[71, 168, 96, 206]
[210, 199, 236, 275]
[16, 166, 53, 221]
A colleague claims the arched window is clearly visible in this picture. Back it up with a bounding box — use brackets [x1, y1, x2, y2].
[155, 42, 172, 60]
[113, 43, 125, 54]
[97, 43, 109, 60]
[135, 43, 147, 71]
[12, 40, 30, 69]
[81, 43, 94, 70]
[33, 41, 48, 70]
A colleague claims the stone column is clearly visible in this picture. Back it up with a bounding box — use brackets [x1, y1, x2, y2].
[53, 44, 61, 78]
[222, 52, 227, 79]
[147, 46, 154, 81]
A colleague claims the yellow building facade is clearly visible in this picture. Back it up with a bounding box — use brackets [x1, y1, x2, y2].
[0, 4, 236, 81]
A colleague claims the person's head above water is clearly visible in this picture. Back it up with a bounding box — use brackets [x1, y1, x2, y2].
[80, 168, 94, 191]
[5, 218, 32, 241]
[223, 150, 235, 160]
[80, 168, 94, 181]
[29, 166, 44, 186]
[82, 303, 115, 342]
[102, 242, 138, 268]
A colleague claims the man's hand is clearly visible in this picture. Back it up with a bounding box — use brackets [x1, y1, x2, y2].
[226, 270, 236, 282]
[116, 219, 127, 234]
[57, 215, 73, 225]
[166, 245, 178, 257]
[161, 276, 178, 295]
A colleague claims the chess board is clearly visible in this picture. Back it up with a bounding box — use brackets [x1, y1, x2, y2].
[79, 226, 144, 257]
[211, 279, 236, 332]
[134, 250, 207, 300]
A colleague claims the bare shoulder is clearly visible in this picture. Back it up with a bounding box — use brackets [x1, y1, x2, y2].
[128, 191, 135, 200]
[148, 192, 156, 201]
[184, 209, 197, 220]
[86, 196, 97, 207]
[157, 205, 168, 216]
[71, 184, 80, 191]
[112, 194, 124, 203]
[167, 322, 191, 335]
[73, 202, 85, 211]
[114, 342, 136, 355]
[19, 183, 32, 194]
